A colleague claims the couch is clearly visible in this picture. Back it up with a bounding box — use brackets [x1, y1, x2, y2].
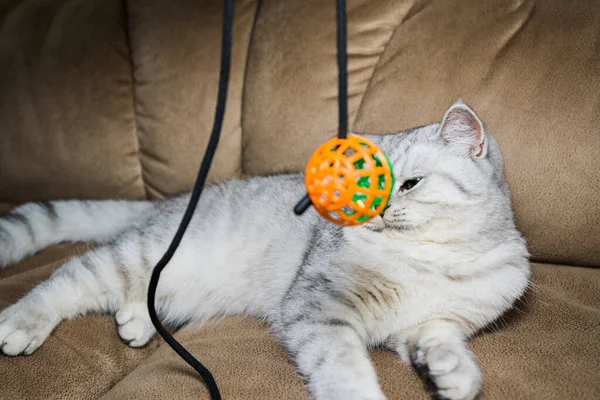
[1, 0, 599, 398]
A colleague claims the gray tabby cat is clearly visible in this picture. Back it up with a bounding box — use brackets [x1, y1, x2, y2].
[0, 100, 529, 400]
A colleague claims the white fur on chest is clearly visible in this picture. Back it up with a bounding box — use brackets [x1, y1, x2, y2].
[338, 227, 527, 344]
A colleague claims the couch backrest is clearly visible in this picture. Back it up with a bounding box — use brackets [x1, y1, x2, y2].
[243, 0, 600, 267]
[1, 0, 598, 267]
[0, 0, 257, 200]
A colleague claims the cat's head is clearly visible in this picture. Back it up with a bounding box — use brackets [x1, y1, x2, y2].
[356, 99, 508, 238]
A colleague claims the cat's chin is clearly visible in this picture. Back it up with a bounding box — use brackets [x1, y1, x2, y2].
[379, 219, 426, 234]
[363, 216, 412, 233]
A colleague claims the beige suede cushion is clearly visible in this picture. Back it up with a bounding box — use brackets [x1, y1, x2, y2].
[242, 0, 409, 175]
[0, 0, 145, 202]
[128, 0, 258, 198]
[1, 239, 599, 399]
[242, 0, 600, 267]
[1, 0, 600, 399]
[0, 0, 256, 202]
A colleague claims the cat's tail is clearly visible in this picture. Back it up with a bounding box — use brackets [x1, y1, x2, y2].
[0, 199, 155, 268]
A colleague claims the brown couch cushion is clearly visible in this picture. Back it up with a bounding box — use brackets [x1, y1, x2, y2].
[0, 242, 160, 399]
[1, 239, 599, 399]
[1, 0, 599, 399]
[126, 0, 258, 198]
[242, 0, 411, 176]
[0, 0, 257, 203]
[353, 0, 600, 267]
[242, 0, 600, 267]
[0, 0, 146, 202]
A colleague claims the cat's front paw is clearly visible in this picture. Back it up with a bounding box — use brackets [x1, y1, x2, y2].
[115, 302, 155, 347]
[411, 338, 481, 400]
[0, 303, 59, 356]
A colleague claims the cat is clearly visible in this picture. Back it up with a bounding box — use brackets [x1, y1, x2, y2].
[0, 100, 530, 400]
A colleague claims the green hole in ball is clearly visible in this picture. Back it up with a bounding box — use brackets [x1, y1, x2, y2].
[381, 151, 396, 210]
[357, 176, 370, 189]
[371, 196, 383, 210]
[352, 193, 367, 204]
[372, 154, 383, 167]
[353, 158, 366, 170]
[378, 174, 386, 190]
[356, 214, 371, 223]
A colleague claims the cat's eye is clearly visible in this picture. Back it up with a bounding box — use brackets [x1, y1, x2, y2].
[399, 177, 422, 192]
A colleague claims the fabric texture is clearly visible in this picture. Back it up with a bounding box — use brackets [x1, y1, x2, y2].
[126, 0, 258, 198]
[1, 0, 599, 399]
[0, 0, 257, 202]
[1, 240, 598, 399]
[0, 0, 145, 202]
[243, 0, 600, 267]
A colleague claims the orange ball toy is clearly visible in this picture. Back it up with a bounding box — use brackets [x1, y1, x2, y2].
[304, 136, 395, 226]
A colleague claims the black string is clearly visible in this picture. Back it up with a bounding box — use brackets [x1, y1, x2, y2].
[336, 0, 348, 140]
[146, 1, 234, 399]
[148, 0, 349, 397]
[294, 0, 349, 215]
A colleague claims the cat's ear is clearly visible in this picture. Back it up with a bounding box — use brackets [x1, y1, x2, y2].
[439, 99, 487, 158]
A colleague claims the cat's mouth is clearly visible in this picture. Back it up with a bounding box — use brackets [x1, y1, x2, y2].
[369, 213, 414, 232]
[364, 214, 386, 232]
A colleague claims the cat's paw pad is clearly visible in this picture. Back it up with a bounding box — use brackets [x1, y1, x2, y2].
[0, 306, 57, 356]
[412, 340, 481, 400]
[115, 303, 155, 347]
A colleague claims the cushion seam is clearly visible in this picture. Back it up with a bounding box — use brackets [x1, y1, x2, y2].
[353, 3, 425, 126]
[122, 0, 148, 200]
[240, 0, 263, 176]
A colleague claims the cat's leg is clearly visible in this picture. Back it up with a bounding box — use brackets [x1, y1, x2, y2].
[0, 233, 156, 355]
[0, 200, 154, 268]
[389, 320, 481, 400]
[277, 320, 386, 400]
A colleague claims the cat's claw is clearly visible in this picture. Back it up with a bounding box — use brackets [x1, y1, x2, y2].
[115, 303, 155, 347]
[412, 339, 482, 400]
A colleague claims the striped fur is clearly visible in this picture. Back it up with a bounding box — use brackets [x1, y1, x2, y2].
[0, 100, 529, 400]
[0, 200, 154, 268]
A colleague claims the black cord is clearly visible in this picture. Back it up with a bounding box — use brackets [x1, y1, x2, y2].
[294, 0, 348, 215]
[147, 0, 349, 396]
[146, 1, 234, 399]
[336, 0, 348, 140]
